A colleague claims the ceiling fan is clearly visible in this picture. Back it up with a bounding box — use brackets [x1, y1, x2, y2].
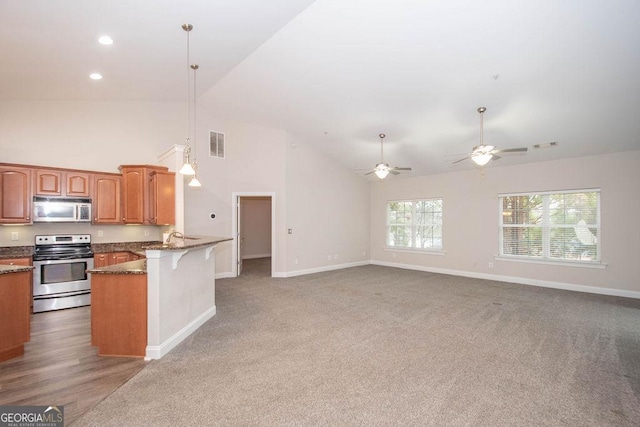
[364, 133, 412, 179]
[452, 107, 528, 166]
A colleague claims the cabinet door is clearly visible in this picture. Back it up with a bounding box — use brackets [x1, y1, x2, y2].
[0, 270, 31, 361]
[66, 172, 90, 197]
[150, 171, 176, 225]
[0, 166, 32, 224]
[0, 257, 34, 314]
[92, 174, 121, 224]
[35, 169, 62, 196]
[112, 252, 131, 264]
[121, 168, 145, 224]
[94, 254, 110, 267]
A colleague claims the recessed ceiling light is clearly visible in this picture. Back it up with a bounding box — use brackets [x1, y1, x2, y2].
[89, 73, 103, 80]
[98, 36, 113, 45]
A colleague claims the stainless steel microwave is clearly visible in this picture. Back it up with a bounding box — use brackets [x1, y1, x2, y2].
[33, 197, 92, 223]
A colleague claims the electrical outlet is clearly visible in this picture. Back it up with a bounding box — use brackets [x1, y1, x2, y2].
[11, 232, 19, 241]
[294, 258, 299, 265]
[488, 262, 494, 269]
[334, 254, 338, 260]
[144, 230, 150, 237]
[97, 230, 104, 237]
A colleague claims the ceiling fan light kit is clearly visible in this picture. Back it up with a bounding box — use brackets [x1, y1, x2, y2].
[452, 107, 528, 167]
[374, 163, 390, 179]
[363, 134, 412, 179]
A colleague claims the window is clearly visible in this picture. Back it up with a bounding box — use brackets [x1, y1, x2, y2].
[387, 199, 443, 251]
[500, 190, 600, 263]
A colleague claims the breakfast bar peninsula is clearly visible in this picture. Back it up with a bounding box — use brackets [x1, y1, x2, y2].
[88, 235, 232, 360]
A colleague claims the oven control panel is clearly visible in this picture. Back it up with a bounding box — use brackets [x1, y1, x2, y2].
[35, 234, 91, 245]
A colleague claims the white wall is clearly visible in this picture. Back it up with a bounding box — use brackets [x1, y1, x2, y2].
[370, 150, 640, 296]
[240, 197, 272, 258]
[1, 100, 185, 171]
[0, 100, 186, 246]
[182, 109, 288, 276]
[285, 139, 370, 275]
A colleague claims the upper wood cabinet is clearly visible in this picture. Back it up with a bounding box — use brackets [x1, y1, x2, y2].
[34, 169, 91, 198]
[150, 171, 176, 225]
[0, 166, 32, 224]
[120, 165, 175, 225]
[92, 173, 122, 224]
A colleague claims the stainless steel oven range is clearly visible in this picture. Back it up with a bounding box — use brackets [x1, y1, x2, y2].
[32, 234, 93, 313]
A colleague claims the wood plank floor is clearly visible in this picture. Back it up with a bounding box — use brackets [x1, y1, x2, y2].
[0, 306, 147, 425]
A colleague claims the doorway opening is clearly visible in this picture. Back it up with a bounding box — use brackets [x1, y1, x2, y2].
[232, 192, 275, 277]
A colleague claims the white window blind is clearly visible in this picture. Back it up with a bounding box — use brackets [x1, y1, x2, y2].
[499, 189, 600, 262]
[387, 199, 443, 251]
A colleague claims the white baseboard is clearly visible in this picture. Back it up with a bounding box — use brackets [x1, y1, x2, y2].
[370, 260, 640, 300]
[242, 253, 271, 260]
[216, 272, 235, 279]
[277, 260, 370, 278]
[145, 305, 216, 360]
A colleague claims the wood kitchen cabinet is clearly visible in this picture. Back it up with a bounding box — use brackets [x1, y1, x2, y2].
[91, 273, 147, 357]
[0, 165, 32, 224]
[94, 252, 143, 267]
[92, 173, 122, 224]
[0, 257, 33, 312]
[150, 171, 176, 225]
[119, 165, 175, 225]
[0, 269, 31, 362]
[34, 169, 90, 197]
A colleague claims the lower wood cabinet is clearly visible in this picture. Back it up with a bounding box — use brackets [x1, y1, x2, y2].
[0, 270, 31, 362]
[0, 257, 33, 312]
[94, 252, 142, 267]
[91, 273, 147, 357]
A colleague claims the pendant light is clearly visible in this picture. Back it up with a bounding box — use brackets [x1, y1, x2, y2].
[179, 23, 196, 176]
[188, 63, 202, 187]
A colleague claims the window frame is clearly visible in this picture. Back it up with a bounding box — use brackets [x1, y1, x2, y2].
[386, 198, 444, 253]
[498, 188, 602, 265]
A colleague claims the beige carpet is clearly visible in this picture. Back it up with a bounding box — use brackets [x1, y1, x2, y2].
[73, 260, 640, 426]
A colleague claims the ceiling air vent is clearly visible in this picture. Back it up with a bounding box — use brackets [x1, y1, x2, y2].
[533, 141, 558, 149]
[210, 131, 225, 158]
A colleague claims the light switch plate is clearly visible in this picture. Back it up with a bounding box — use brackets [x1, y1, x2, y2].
[11, 232, 19, 241]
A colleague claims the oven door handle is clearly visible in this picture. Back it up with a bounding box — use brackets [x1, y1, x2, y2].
[34, 254, 94, 261]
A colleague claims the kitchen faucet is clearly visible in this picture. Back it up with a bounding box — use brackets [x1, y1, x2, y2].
[165, 231, 185, 243]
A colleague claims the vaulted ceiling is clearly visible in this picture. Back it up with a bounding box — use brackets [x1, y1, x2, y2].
[3, 0, 640, 176]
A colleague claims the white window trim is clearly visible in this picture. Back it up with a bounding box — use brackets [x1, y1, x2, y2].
[384, 247, 445, 255]
[495, 254, 607, 269]
[498, 189, 603, 266]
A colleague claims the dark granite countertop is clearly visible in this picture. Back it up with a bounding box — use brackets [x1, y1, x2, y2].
[0, 246, 34, 259]
[142, 236, 233, 251]
[92, 241, 159, 255]
[87, 259, 147, 275]
[0, 264, 34, 275]
[87, 236, 231, 274]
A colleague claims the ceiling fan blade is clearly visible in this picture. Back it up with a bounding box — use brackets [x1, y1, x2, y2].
[364, 171, 375, 176]
[491, 154, 502, 161]
[492, 147, 528, 154]
[451, 157, 469, 164]
[392, 167, 412, 171]
[389, 170, 400, 175]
